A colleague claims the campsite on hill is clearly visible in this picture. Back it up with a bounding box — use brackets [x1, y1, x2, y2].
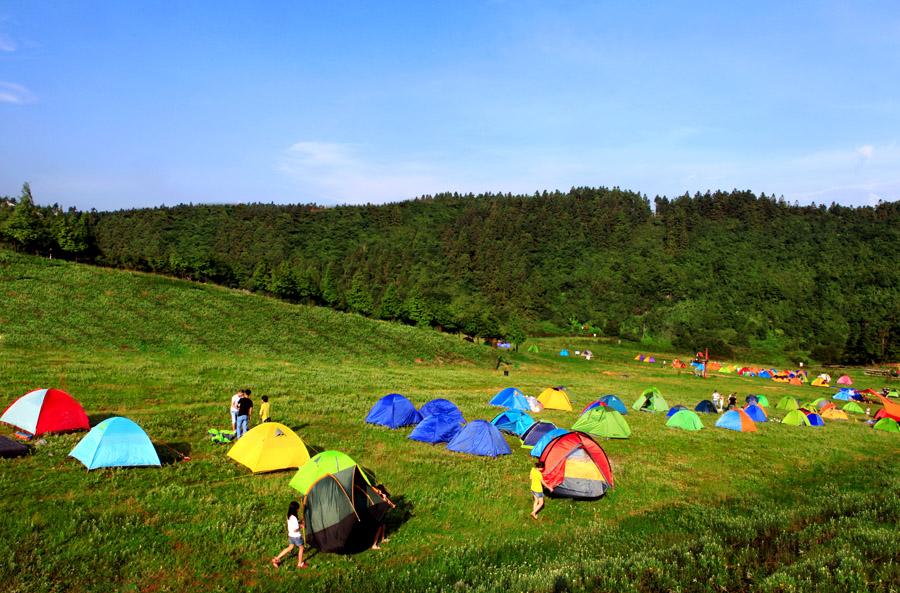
[1, 251, 897, 593]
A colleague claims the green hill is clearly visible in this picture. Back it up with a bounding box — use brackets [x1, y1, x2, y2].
[0, 253, 897, 593]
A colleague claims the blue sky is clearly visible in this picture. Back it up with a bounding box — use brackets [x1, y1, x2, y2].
[1, 1, 899, 210]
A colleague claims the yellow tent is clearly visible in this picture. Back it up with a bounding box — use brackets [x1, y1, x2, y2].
[811, 377, 830, 387]
[537, 387, 573, 411]
[820, 408, 849, 421]
[227, 422, 310, 473]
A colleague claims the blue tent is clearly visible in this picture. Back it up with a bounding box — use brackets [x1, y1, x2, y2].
[832, 389, 855, 401]
[806, 412, 825, 427]
[419, 398, 464, 423]
[520, 421, 557, 448]
[447, 420, 511, 457]
[489, 387, 531, 411]
[759, 371, 772, 379]
[743, 404, 768, 422]
[666, 405, 688, 418]
[69, 417, 160, 470]
[695, 400, 717, 413]
[529, 428, 570, 458]
[491, 409, 534, 436]
[408, 414, 463, 444]
[559, 349, 569, 357]
[599, 395, 628, 415]
[365, 393, 422, 428]
[746, 395, 759, 405]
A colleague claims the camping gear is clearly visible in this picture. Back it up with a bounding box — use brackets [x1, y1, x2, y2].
[820, 408, 848, 421]
[776, 397, 799, 411]
[746, 395, 759, 405]
[811, 377, 830, 387]
[743, 404, 768, 423]
[524, 396, 544, 413]
[0, 436, 30, 458]
[755, 395, 770, 407]
[598, 395, 628, 415]
[666, 410, 704, 431]
[365, 394, 422, 429]
[490, 410, 535, 436]
[290, 450, 371, 494]
[782, 410, 812, 426]
[665, 405, 688, 418]
[809, 398, 829, 409]
[489, 388, 531, 411]
[409, 413, 463, 444]
[874, 395, 900, 421]
[873, 418, 899, 433]
[207, 428, 235, 444]
[632, 388, 668, 412]
[69, 417, 160, 470]
[537, 387, 573, 411]
[538, 432, 614, 499]
[520, 421, 558, 449]
[842, 402, 865, 414]
[571, 407, 631, 439]
[715, 409, 757, 432]
[818, 401, 836, 412]
[227, 422, 310, 473]
[804, 412, 825, 427]
[836, 375, 853, 385]
[1, 388, 89, 437]
[418, 399, 464, 423]
[527, 345, 539, 353]
[529, 428, 570, 458]
[695, 400, 717, 414]
[446, 420, 511, 457]
[559, 349, 569, 357]
[832, 388, 856, 401]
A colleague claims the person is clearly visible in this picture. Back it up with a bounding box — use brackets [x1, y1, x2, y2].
[272, 501, 307, 569]
[712, 390, 721, 411]
[727, 393, 737, 410]
[530, 461, 551, 519]
[371, 484, 397, 550]
[235, 389, 253, 439]
[259, 395, 271, 423]
[230, 389, 243, 431]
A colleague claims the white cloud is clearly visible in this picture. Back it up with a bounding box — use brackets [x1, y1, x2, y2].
[856, 144, 874, 159]
[0, 82, 35, 104]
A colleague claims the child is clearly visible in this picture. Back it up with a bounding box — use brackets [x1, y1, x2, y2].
[260, 395, 271, 423]
[530, 461, 550, 519]
[371, 484, 396, 550]
[272, 501, 307, 569]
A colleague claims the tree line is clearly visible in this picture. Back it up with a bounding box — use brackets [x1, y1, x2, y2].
[2, 182, 898, 364]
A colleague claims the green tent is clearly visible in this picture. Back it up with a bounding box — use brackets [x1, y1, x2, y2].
[776, 397, 799, 411]
[755, 394, 770, 407]
[873, 418, 899, 433]
[289, 450, 370, 495]
[782, 410, 811, 426]
[666, 409, 704, 431]
[527, 344, 539, 353]
[842, 401, 865, 414]
[571, 407, 631, 439]
[809, 397, 829, 408]
[887, 389, 899, 398]
[632, 387, 668, 412]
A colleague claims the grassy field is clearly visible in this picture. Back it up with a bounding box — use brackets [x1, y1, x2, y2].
[1, 251, 897, 593]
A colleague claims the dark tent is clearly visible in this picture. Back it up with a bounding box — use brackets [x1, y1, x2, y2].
[0, 436, 30, 458]
[520, 421, 557, 448]
[695, 400, 717, 414]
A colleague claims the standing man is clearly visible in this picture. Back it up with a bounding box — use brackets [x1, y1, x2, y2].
[235, 389, 253, 439]
[230, 389, 244, 432]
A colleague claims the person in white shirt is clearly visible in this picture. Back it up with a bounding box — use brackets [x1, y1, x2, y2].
[712, 390, 722, 412]
[272, 501, 307, 569]
[230, 389, 243, 431]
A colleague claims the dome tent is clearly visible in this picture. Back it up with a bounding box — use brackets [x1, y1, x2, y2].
[520, 421, 558, 449]
[227, 422, 310, 473]
[418, 399, 464, 423]
[694, 400, 717, 414]
[2, 388, 89, 437]
[538, 432, 614, 499]
[842, 401, 865, 414]
[529, 428, 570, 458]
[365, 394, 422, 429]
[666, 409, 704, 431]
[715, 409, 757, 433]
[743, 404, 768, 423]
[666, 405, 688, 418]
[571, 407, 631, 439]
[489, 388, 531, 411]
[69, 417, 160, 470]
[490, 409, 535, 436]
[537, 387, 573, 411]
[776, 397, 799, 411]
[632, 388, 668, 412]
[408, 414, 463, 444]
[782, 410, 812, 426]
[447, 420, 511, 457]
[873, 418, 899, 433]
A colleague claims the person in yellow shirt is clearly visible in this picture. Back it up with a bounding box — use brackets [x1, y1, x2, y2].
[259, 395, 271, 423]
[530, 461, 551, 519]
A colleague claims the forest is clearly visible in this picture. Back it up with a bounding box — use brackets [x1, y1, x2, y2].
[2, 182, 899, 364]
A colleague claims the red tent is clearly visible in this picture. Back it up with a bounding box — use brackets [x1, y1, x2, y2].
[539, 431, 614, 489]
[0, 388, 89, 436]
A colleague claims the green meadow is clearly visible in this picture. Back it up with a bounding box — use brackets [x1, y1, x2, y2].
[0, 251, 897, 593]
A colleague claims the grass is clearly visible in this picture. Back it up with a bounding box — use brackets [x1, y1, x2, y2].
[0, 251, 898, 593]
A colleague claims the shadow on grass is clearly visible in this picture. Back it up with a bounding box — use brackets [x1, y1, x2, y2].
[88, 413, 117, 427]
[155, 442, 192, 465]
[384, 494, 414, 538]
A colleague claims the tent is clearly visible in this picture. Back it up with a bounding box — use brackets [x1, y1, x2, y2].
[818, 401, 836, 412]
[811, 377, 830, 387]
[571, 407, 631, 439]
[842, 401, 865, 414]
[743, 404, 768, 423]
[0, 435, 30, 459]
[1, 388, 89, 437]
[365, 394, 422, 428]
[715, 409, 757, 432]
[520, 421, 558, 449]
[447, 420, 511, 456]
[666, 409, 704, 431]
[759, 370, 772, 379]
[820, 408, 848, 421]
[537, 387, 573, 411]
[776, 397, 799, 411]
[529, 428, 570, 458]
[873, 394, 900, 421]
[695, 400, 717, 414]
[489, 388, 531, 411]
[756, 395, 771, 407]
[888, 389, 900, 399]
[582, 395, 628, 416]
[419, 398, 464, 423]
[873, 418, 899, 433]
[524, 396, 544, 413]
[665, 405, 688, 418]
[782, 410, 812, 426]
[296, 462, 387, 554]
[559, 349, 569, 357]
[746, 395, 759, 405]
[408, 413, 463, 444]
[69, 417, 160, 470]
[832, 389, 856, 402]
[227, 422, 310, 473]
[290, 450, 371, 494]
[809, 398, 829, 409]
[538, 432, 614, 499]
[527, 344, 539, 353]
[632, 388, 668, 412]
[836, 375, 853, 385]
[490, 409, 535, 436]
[804, 412, 825, 427]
